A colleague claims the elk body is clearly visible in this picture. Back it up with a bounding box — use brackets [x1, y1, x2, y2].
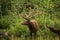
[48, 27, 60, 35]
[22, 19, 39, 36]
[48, 27, 60, 40]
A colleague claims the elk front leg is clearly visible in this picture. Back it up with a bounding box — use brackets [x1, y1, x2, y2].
[30, 32, 32, 37]
[34, 32, 36, 36]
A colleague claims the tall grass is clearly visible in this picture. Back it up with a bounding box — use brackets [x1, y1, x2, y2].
[0, 10, 60, 40]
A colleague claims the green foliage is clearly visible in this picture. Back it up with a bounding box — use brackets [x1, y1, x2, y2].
[0, 17, 10, 29]
[0, 0, 60, 40]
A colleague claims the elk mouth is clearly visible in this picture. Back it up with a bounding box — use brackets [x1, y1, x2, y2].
[21, 22, 24, 25]
[21, 22, 28, 25]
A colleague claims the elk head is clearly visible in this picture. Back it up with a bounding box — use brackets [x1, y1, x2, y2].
[21, 17, 30, 25]
[21, 7, 43, 26]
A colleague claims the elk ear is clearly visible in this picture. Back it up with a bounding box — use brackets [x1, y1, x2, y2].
[23, 17, 30, 21]
[26, 18, 30, 21]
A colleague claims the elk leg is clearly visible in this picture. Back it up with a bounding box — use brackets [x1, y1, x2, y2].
[30, 32, 32, 36]
[34, 32, 36, 36]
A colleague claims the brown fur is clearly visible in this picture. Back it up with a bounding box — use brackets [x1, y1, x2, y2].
[22, 19, 39, 36]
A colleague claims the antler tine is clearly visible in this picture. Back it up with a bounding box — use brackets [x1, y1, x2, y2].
[30, 8, 43, 18]
[22, 13, 30, 20]
[27, 9, 39, 19]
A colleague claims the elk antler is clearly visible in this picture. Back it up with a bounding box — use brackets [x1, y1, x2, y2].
[28, 8, 43, 19]
[20, 13, 30, 20]
[21, 7, 43, 20]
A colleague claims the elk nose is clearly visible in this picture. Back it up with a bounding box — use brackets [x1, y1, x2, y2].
[21, 22, 24, 25]
[21, 22, 23, 25]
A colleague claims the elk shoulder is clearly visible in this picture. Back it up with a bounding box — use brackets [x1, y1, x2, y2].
[30, 20, 39, 30]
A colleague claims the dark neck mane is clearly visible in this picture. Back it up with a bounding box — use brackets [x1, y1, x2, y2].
[28, 23, 34, 30]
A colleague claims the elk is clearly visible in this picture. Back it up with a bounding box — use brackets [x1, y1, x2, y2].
[48, 27, 60, 35]
[21, 5, 43, 36]
[48, 27, 60, 40]
[21, 17, 39, 36]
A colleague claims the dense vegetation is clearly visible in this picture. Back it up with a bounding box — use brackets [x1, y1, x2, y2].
[0, 0, 60, 40]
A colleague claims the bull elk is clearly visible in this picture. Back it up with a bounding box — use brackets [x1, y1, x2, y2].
[21, 17, 39, 36]
[21, 5, 43, 36]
